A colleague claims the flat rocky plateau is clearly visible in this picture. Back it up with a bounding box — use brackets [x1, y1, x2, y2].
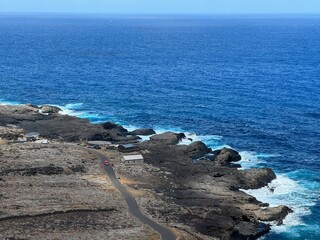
[0, 143, 159, 240]
[0, 104, 292, 240]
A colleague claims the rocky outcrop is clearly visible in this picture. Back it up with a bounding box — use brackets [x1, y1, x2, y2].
[231, 221, 271, 240]
[18, 114, 109, 142]
[0, 105, 139, 143]
[241, 204, 292, 225]
[255, 205, 293, 223]
[185, 141, 211, 159]
[129, 128, 156, 136]
[101, 121, 128, 133]
[213, 147, 242, 165]
[41, 105, 61, 114]
[150, 132, 185, 145]
[238, 168, 277, 189]
[135, 140, 287, 240]
[0, 105, 47, 125]
[108, 129, 126, 139]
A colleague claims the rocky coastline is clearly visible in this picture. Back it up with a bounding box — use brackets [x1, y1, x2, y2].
[0, 104, 292, 239]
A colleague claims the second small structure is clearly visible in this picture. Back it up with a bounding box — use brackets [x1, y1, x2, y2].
[122, 154, 144, 165]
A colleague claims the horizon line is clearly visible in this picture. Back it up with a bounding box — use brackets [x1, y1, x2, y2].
[1, 11, 320, 16]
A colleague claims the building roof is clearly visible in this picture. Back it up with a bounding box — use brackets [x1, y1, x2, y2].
[87, 141, 112, 145]
[120, 144, 135, 149]
[122, 154, 144, 161]
[26, 132, 40, 137]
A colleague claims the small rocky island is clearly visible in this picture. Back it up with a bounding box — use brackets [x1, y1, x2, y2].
[0, 104, 292, 240]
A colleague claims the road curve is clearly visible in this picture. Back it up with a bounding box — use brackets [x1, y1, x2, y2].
[89, 149, 177, 240]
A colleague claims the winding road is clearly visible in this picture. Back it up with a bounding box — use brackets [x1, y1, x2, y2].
[89, 149, 177, 240]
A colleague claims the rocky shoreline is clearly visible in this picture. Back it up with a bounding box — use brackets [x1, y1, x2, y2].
[0, 104, 292, 239]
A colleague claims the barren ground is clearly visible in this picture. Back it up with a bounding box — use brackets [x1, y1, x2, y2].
[0, 143, 160, 240]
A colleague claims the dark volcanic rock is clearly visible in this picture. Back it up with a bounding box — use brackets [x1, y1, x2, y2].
[101, 122, 128, 133]
[41, 105, 62, 114]
[89, 132, 112, 141]
[176, 133, 186, 140]
[185, 141, 211, 159]
[150, 132, 185, 145]
[18, 114, 109, 142]
[238, 168, 277, 189]
[108, 129, 125, 138]
[0, 105, 142, 143]
[213, 147, 242, 165]
[0, 106, 48, 125]
[231, 221, 271, 240]
[135, 142, 288, 240]
[255, 205, 293, 222]
[129, 128, 156, 136]
[25, 104, 39, 109]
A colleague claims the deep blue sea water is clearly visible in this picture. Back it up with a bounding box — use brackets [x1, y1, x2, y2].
[0, 14, 319, 239]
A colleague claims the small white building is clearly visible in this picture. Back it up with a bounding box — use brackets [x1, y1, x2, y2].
[122, 154, 144, 165]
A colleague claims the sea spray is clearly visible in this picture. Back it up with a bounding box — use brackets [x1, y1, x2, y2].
[239, 152, 320, 239]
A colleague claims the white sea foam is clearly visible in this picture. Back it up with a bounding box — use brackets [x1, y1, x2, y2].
[239, 151, 318, 235]
[242, 174, 316, 234]
[64, 103, 84, 109]
[57, 103, 84, 116]
[150, 126, 225, 148]
[56, 103, 109, 123]
[122, 124, 139, 132]
[179, 132, 224, 147]
[0, 99, 20, 106]
[238, 151, 267, 169]
[238, 151, 283, 169]
[58, 108, 75, 116]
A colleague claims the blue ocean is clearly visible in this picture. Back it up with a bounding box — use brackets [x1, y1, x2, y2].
[0, 14, 319, 239]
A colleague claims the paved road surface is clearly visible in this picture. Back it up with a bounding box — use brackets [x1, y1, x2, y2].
[90, 149, 177, 240]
